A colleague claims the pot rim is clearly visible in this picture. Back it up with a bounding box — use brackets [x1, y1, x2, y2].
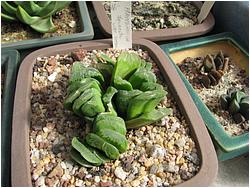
[92, 1, 215, 41]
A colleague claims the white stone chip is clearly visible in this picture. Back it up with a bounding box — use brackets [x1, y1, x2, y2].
[48, 71, 57, 82]
[68, 21, 76, 28]
[114, 167, 128, 180]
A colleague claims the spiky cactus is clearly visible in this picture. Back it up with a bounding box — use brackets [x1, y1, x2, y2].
[1, 1, 71, 33]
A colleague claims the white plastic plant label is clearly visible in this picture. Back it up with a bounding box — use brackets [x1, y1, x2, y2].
[111, 1, 132, 49]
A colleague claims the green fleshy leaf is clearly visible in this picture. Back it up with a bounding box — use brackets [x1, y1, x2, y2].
[1, 1, 17, 15]
[127, 90, 166, 119]
[86, 133, 120, 160]
[140, 82, 164, 91]
[71, 137, 102, 165]
[115, 90, 142, 117]
[112, 52, 143, 89]
[70, 148, 95, 168]
[16, 5, 40, 25]
[126, 108, 173, 129]
[128, 67, 157, 89]
[1, 12, 17, 21]
[102, 86, 118, 115]
[81, 95, 105, 117]
[30, 16, 56, 33]
[98, 53, 116, 66]
[72, 88, 101, 116]
[94, 113, 126, 135]
[96, 128, 128, 153]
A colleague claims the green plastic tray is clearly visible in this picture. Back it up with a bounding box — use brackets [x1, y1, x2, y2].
[160, 32, 249, 161]
[1, 1, 94, 50]
[1, 49, 20, 186]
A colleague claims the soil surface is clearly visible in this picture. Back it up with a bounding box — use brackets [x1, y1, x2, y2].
[178, 54, 249, 136]
[103, 1, 199, 31]
[1, 3, 81, 43]
[30, 49, 200, 187]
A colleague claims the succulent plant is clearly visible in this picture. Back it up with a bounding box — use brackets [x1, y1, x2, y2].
[1, 1, 71, 33]
[65, 51, 172, 167]
[220, 88, 249, 124]
[198, 51, 229, 88]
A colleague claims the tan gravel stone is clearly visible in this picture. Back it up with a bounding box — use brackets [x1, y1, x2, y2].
[48, 164, 64, 178]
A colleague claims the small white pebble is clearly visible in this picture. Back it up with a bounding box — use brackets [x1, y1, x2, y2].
[35, 176, 45, 186]
[37, 57, 42, 61]
[75, 179, 84, 187]
[114, 167, 128, 180]
[94, 176, 100, 183]
[68, 21, 76, 28]
[35, 135, 43, 143]
[62, 173, 71, 181]
[48, 72, 57, 82]
[150, 144, 166, 158]
[65, 161, 73, 171]
[60, 161, 67, 169]
[43, 127, 49, 133]
[175, 137, 186, 148]
[170, 121, 180, 131]
[131, 179, 140, 187]
[85, 174, 92, 179]
[32, 174, 39, 181]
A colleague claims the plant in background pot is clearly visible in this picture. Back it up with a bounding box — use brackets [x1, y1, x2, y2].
[92, 1, 215, 41]
[1, 1, 94, 50]
[2, 1, 71, 33]
[11, 39, 217, 186]
[160, 32, 249, 161]
[220, 89, 249, 124]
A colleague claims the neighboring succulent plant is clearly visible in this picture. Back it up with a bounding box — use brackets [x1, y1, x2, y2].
[65, 51, 172, 167]
[198, 51, 229, 88]
[71, 113, 127, 166]
[220, 88, 249, 124]
[1, 1, 71, 33]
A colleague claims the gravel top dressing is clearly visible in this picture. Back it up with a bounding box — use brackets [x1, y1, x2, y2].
[30, 48, 200, 187]
[178, 53, 249, 136]
[103, 1, 198, 31]
[1, 3, 81, 43]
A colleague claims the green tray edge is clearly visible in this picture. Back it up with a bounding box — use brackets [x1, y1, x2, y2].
[160, 32, 249, 153]
[1, 49, 20, 187]
[215, 141, 249, 161]
[1, 1, 94, 50]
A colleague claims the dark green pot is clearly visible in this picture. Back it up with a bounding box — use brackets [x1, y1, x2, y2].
[160, 32, 249, 161]
[1, 49, 20, 186]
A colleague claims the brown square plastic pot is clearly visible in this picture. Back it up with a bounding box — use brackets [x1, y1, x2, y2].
[12, 39, 218, 186]
[92, 1, 215, 42]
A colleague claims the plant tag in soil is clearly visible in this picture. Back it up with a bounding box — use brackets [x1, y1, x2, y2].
[111, 1, 132, 49]
[197, 1, 215, 23]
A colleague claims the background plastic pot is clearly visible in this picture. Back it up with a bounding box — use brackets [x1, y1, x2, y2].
[12, 39, 218, 186]
[91, 1, 215, 42]
[1, 49, 20, 187]
[160, 32, 249, 161]
[1, 1, 94, 51]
